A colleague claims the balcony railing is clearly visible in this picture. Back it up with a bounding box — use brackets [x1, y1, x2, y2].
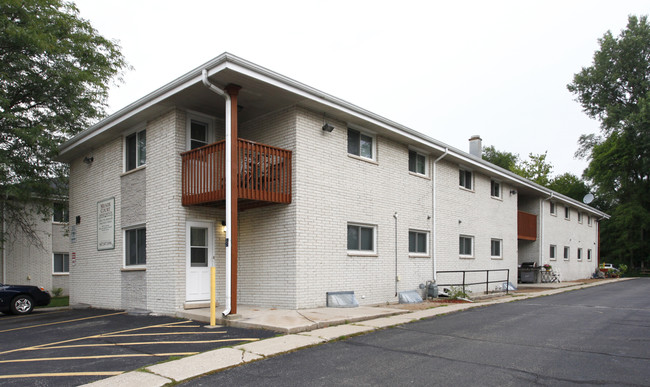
[181, 139, 292, 207]
[517, 211, 537, 241]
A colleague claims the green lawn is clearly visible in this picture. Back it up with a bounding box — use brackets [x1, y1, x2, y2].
[37, 296, 69, 308]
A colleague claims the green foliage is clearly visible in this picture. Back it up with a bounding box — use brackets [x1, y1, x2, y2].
[0, 0, 128, 243]
[482, 145, 519, 171]
[568, 15, 650, 267]
[548, 173, 590, 202]
[513, 151, 553, 187]
[52, 287, 63, 297]
[446, 286, 471, 300]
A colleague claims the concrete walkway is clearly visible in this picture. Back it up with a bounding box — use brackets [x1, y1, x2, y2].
[84, 278, 627, 387]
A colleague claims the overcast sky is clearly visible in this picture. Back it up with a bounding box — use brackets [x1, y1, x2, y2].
[74, 0, 648, 177]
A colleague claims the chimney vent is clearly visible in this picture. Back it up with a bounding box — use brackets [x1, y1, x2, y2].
[469, 135, 482, 157]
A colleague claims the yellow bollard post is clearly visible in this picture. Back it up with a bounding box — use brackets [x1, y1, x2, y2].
[210, 266, 216, 326]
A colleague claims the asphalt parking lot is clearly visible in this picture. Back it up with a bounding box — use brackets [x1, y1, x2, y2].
[0, 308, 275, 386]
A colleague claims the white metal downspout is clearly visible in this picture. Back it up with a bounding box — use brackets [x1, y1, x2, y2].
[432, 148, 449, 281]
[541, 192, 554, 267]
[201, 69, 232, 317]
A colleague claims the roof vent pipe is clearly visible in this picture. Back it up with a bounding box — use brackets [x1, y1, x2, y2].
[469, 135, 482, 157]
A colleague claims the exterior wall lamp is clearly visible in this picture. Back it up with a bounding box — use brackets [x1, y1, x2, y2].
[83, 156, 94, 164]
[322, 123, 334, 132]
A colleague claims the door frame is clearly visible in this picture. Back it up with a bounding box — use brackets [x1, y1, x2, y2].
[185, 220, 215, 302]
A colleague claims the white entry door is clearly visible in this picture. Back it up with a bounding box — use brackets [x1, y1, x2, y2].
[186, 221, 214, 302]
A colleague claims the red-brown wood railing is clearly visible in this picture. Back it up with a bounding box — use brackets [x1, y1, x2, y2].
[181, 139, 292, 206]
[517, 211, 537, 241]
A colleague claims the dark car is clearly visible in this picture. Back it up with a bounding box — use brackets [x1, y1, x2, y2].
[0, 283, 51, 315]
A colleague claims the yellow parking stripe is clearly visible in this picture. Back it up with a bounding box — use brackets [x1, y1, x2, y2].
[39, 337, 261, 350]
[0, 371, 123, 379]
[0, 311, 126, 334]
[103, 331, 226, 337]
[0, 319, 192, 356]
[0, 352, 198, 364]
[0, 309, 67, 321]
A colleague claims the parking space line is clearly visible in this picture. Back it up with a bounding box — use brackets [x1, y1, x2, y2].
[38, 337, 261, 350]
[0, 371, 123, 379]
[0, 311, 126, 334]
[0, 352, 199, 364]
[0, 309, 67, 321]
[103, 331, 226, 337]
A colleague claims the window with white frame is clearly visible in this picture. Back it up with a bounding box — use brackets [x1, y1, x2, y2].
[577, 248, 583, 261]
[588, 215, 592, 226]
[578, 212, 583, 223]
[564, 206, 570, 220]
[459, 168, 473, 190]
[490, 238, 502, 258]
[53, 202, 69, 223]
[587, 249, 592, 261]
[490, 180, 501, 198]
[459, 235, 474, 257]
[125, 129, 146, 171]
[549, 244, 557, 260]
[550, 202, 556, 215]
[347, 128, 375, 160]
[408, 150, 427, 175]
[189, 119, 209, 150]
[53, 253, 69, 274]
[409, 230, 428, 255]
[347, 223, 376, 253]
[125, 227, 146, 266]
[190, 227, 209, 267]
[563, 246, 570, 260]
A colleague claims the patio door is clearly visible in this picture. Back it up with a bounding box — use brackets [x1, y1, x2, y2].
[186, 221, 214, 302]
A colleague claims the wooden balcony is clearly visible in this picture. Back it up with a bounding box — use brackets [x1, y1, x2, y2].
[181, 139, 292, 207]
[518, 211, 537, 241]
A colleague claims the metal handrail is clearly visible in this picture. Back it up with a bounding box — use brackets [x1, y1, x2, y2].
[436, 269, 511, 295]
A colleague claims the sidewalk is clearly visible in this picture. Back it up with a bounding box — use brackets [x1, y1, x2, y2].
[85, 278, 627, 387]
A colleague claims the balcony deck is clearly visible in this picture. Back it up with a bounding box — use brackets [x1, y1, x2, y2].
[181, 139, 292, 208]
[517, 210, 537, 241]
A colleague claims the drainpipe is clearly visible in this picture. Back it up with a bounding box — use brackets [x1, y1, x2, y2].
[394, 212, 398, 297]
[1, 196, 5, 283]
[540, 192, 554, 268]
[431, 148, 448, 281]
[201, 69, 232, 317]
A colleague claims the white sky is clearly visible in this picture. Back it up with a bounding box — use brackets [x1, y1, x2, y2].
[74, 0, 649, 177]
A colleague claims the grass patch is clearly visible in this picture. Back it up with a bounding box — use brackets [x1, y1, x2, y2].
[37, 295, 69, 308]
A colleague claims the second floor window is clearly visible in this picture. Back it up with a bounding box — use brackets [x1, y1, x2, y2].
[490, 180, 501, 198]
[347, 128, 374, 160]
[408, 150, 426, 175]
[459, 169, 473, 190]
[126, 129, 146, 171]
[53, 203, 69, 223]
[190, 120, 209, 150]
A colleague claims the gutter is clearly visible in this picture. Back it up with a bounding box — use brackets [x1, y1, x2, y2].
[432, 148, 449, 281]
[201, 69, 233, 317]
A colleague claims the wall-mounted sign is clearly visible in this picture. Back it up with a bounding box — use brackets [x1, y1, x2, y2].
[97, 197, 115, 250]
[70, 225, 77, 244]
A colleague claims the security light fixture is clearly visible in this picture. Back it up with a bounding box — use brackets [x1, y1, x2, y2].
[322, 123, 334, 132]
[83, 156, 94, 164]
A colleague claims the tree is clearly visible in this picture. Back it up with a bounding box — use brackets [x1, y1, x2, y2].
[547, 173, 590, 202]
[513, 151, 553, 187]
[568, 15, 650, 267]
[482, 145, 519, 171]
[0, 0, 128, 246]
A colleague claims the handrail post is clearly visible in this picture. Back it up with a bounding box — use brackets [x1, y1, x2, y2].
[462, 271, 466, 295]
[486, 270, 489, 294]
[506, 269, 510, 295]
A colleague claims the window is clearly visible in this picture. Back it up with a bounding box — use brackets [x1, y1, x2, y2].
[490, 239, 502, 258]
[347, 224, 375, 253]
[189, 120, 209, 150]
[490, 180, 501, 198]
[577, 248, 583, 261]
[53, 203, 69, 223]
[578, 212, 583, 223]
[550, 202, 556, 215]
[588, 215, 592, 226]
[408, 150, 426, 175]
[409, 230, 428, 255]
[190, 227, 208, 267]
[564, 206, 570, 220]
[549, 244, 557, 260]
[459, 235, 473, 257]
[125, 227, 146, 266]
[347, 128, 374, 160]
[125, 129, 146, 171]
[587, 249, 592, 261]
[459, 169, 473, 190]
[53, 253, 69, 274]
[563, 246, 570, 260]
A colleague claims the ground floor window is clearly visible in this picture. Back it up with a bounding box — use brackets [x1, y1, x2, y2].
[563, 246, 570, 260]
[549, 244, 557, 260]
[347, 223, 375, 254]
[490, 239, 502, 258]
[125, 227, 146, 266]
[409, 230, 428, 255]
[577, 248, 583, 261]
[459, 235, 474, 257]
[53, 253, 69, 274]
[587, 249, 592, 261]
